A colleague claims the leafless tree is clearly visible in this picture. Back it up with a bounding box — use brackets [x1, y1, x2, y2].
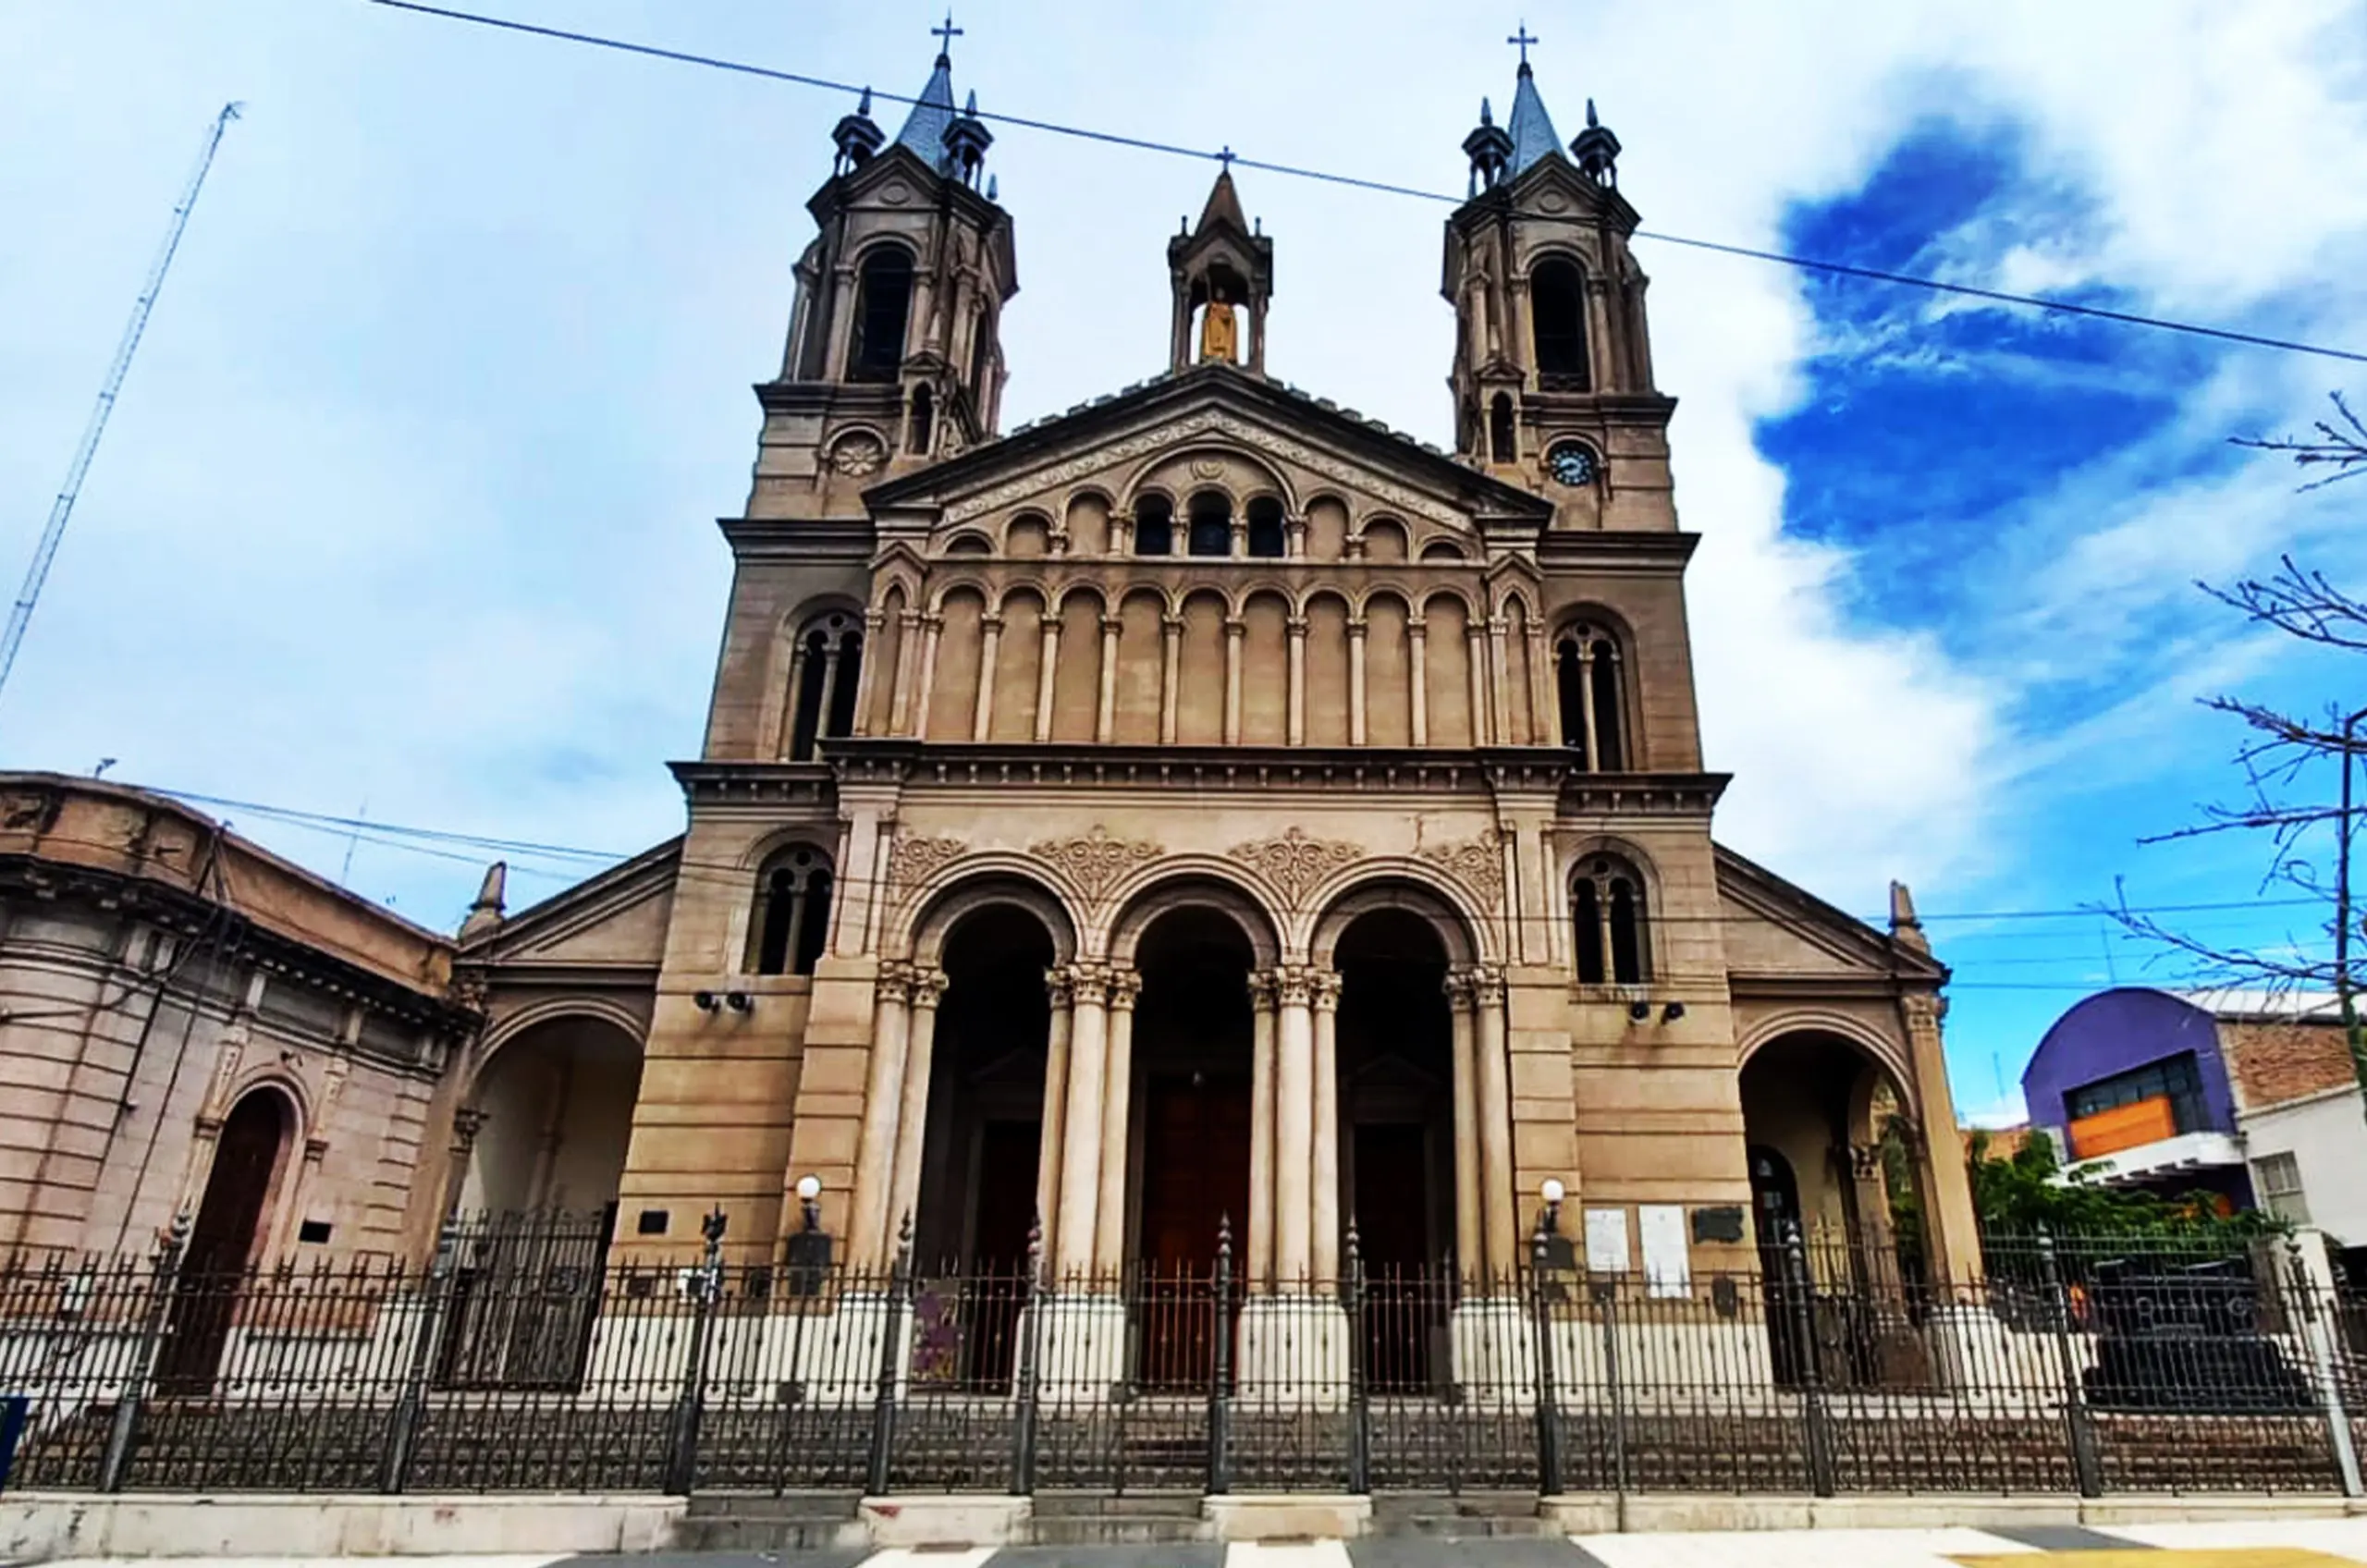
[2107, 392, 2366, 1105]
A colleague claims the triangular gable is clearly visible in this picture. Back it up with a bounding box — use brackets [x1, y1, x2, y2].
[866, 365, 1551, 536]
[461, 838, 681, 970]
[1714, 842, 1945, 984]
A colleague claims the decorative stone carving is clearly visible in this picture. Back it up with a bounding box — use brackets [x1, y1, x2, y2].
[1420, 830, 1506, 907]
[1229, 827, 1360, 906]
[888, 834, 966, 887]
[827, 431, 887, 476]
[1031, 826, 1159, 899]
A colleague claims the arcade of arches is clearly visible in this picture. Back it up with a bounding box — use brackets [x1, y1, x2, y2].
[843, 882, 1528, 1294]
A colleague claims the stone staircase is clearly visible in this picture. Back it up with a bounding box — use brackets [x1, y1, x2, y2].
[674, 1489, 866, 1551]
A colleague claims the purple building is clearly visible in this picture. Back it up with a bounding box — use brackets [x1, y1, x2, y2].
[2020, 987, 2253, 1208]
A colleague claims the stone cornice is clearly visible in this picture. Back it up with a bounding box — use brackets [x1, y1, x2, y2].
[1535, 530, 1701, 570]
[0, 855, 478, 1042]
[1726, 970, 1944, 1000]
[675, 747, 1725, 809]
[717, 515, 877, 559]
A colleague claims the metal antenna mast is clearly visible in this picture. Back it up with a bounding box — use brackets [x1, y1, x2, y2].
[0, 101, 243, 712]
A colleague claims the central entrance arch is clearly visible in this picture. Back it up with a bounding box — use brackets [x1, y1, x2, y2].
[1125, 905, 1255, 1389]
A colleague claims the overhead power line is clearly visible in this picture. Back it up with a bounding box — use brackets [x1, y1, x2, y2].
[367, 1, 2367, 367]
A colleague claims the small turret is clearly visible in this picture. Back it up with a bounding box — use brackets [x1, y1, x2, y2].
[1463, 97, 1514, 196]
[1167, 165, 1273, 375]
[460, 861, 508, 941]
[942, 89, 992, 190]
[1570, 98, 1622, 188]
[830, 88, 884, 176]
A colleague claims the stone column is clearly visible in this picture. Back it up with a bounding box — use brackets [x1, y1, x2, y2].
[1097, 615, 1122, 741]
[1527, 624, 1555, 744]
[852, 608, 886, 738]
[1054, 965, 1112, 1277]
[1272, 967, 1316, 1287]
[1310, 971, 1343, 1280]
[972, 614, 1002, 741]
[815, 637, 844, 738]
[1246, 969, 1279, 1289]
[1035, 969, 1074, 1257]
[889, 609, 923, 735]
[1408, 619, 1429, 746]
[1577, 645, 1600, 768]
[1286, 617, 1308, 746]
[850, 964, 914, 1269]
[885, 968, 948, 1250]
[1346, 619, 1368, 746]
[911, 614, 944, 741]
[1033, 613, 1061, 742]
[1223, 617, 1245, 744]
[1444, 972, 1484, 1283]
[1092, 969, 1141, 1273]
[1472, 968, 1517, 1282]
[1466, 624, 1492, 745]
[1159, 615, 1183, 744]
[1486, 616, 1511, 743]
[778, 636, 811, 759]
[1902, 992, 1984, 1283]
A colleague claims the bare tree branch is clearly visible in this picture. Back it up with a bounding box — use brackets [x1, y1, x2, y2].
[2196, 556, 2367, 653]
[2230, 389, 2367, 490]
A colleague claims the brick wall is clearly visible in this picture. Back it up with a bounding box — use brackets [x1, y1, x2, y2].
[2219, 1016, 2356, 1111]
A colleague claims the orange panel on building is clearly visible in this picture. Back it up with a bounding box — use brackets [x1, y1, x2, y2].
[2068, 1096, 2177, 1158]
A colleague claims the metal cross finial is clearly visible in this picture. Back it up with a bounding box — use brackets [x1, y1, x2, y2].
[932, 10, 963, 57]
[1218, 145, 1235, 171]
[1507, 21, 1538, 65]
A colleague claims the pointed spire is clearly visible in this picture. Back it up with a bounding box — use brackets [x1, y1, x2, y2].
[895, 23, 962, 176]
[1570, 96, 1622, 187]
[459, 860, 507, 940]
[1889, 879, 1932, 955]
[830, 87, 884, 174]
[1196, 167, 1250, 236]
[1505, 54, 1562, 175]
[1480, 96, 1495, 127]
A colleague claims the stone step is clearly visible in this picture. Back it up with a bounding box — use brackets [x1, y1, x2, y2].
[683, 1488, 865, 1520]
[1027, 1514, 1213, 1545]
[1032, 1489, 1206, 1518]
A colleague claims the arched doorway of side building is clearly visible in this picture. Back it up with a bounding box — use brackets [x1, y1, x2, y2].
[157, 1087, 295, 1393]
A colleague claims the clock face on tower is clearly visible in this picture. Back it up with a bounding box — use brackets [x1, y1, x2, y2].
[1545, 440, 1600, 487]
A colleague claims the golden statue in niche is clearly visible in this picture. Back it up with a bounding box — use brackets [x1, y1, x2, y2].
[1198, 298, 1239, 364]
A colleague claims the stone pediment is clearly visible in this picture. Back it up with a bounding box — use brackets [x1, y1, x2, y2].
[865, 365, 1552, 542]
[460, 839, 680, 972]
[1713, 843, 1944, 985]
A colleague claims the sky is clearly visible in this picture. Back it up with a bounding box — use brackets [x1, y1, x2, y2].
[3, 0, 2364, 1125]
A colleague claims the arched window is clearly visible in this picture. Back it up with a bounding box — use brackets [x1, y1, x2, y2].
[1133, 494, 1174, 556]
[1187, 490, 1233, 557]
[750, 845, 835, 976]
[848, 247, 914, 383]
[1573, 855, 1648, 986]
[1531, 258, 1590, 389]
[1245, 496, 1285, 558]
[785, 610, 864, 762]
[1489, 393, 1516, 462]
[1553, 629, 1625, 770]
[908, 384, 934, 455]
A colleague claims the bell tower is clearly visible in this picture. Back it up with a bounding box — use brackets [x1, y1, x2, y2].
[1168, 165, 1273, 375]
[747, 19, 1020, 521]
[1441, 33, 1672, 530]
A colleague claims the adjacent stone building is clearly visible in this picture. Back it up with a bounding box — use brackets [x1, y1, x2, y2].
[0, 775, 474, 1275]
[447, 39, 1981, 1306]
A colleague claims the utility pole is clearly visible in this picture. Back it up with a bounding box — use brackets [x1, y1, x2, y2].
[0, 102, 243, 713]
[2338, 705, 2366, 1125]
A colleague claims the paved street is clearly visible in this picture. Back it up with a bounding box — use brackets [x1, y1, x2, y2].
[39, 1516, 2367, 1568]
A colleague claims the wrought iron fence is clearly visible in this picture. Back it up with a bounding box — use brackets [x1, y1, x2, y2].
[2, 1217, 2361, 1500]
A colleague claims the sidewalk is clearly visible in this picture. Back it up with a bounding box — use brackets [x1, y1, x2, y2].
[34, 1514, 2367, 1568]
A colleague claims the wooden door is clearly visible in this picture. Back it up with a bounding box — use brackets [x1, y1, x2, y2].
[1353, 1122, 1436, 1391]
[958, 1120, 1039, 1390]
[157, 1093, 286, 1394]
[1134, 1072, 1249, 1389]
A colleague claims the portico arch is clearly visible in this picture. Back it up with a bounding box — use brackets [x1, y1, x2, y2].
[457, 1011, 644, 1228]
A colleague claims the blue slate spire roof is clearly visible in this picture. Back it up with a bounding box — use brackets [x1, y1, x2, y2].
[895, 49, 960, 175]
[1505, 61, 1562, 174]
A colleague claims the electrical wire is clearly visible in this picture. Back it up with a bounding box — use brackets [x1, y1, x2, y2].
[365, 0, 2367, 367]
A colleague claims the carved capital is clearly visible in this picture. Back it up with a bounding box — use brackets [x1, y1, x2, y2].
[1246, 968, 1280, 1010]
[908, 967, 949, 1009]
[876, 961, 915, 1005]
[1045, 965, 1074, 1009]
[1106, 968, 1143, 1011]
[450, 1106, 488, 1154]
[1441, 968, 1478, 1010]
[1285, 617, 1310, 637]
[1272, 967, 1316, 1009]
[1031, 826, 1160, 900]
[1309, 971, 1343, 1012]
[1062, 962, 1112, 1008]
[1228, 827, 1361, 907]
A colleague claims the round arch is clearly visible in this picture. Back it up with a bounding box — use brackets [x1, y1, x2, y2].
[1735, 1011, 1919, 1120]
[1104, 867, 1284, 968]
[901, 866, 1080, 968]
[1307, 874, 1483, 969]
[477, 997, 648, 1068]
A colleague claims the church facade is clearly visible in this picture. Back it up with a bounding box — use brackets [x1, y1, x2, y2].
[448, 41, 1982, 1309]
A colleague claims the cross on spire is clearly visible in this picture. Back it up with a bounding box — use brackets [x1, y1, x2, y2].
[931, 10, 962, 60]
[1507, 21, 1538, 66]
[1218, 145, 1236, 171]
